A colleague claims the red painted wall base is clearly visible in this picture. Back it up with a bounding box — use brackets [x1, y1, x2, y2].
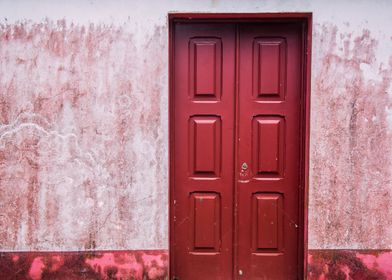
[308, 250, 392, 280]
[0, 250, 168, 280]
[1, 249, 391, 279]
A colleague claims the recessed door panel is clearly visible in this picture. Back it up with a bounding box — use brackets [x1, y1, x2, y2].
[253, 38, 287, 100]
[189, 116, 221, 177]
[191, 192, 221, 251]
[189, 38, 222, 99]
[252, 193, 283, 251]
[253, 116, 285, 178]
[172, 19, 305, 280]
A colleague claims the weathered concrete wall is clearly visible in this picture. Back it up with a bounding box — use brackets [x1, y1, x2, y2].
[0, 0, 391, 262]
[310, 23, 392, 249]
[0, 20, 168, 251]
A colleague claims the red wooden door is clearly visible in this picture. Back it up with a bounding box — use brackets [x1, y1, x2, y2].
[236, 23, 302, 279]
[172, 22, 236, 280]
[171, 20, 304, 280]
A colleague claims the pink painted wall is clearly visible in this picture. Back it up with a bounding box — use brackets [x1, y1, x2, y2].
[0, 251, 168, 279]
[0, 19, 168, 250]
[310, 24, 392, 249]
[308, 250, 392, 279]
[0, 0, 391, 259]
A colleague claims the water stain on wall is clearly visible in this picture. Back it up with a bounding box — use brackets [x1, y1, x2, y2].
[0, 20, 168, 250]
[309, 23, 392, 249]
[1, 19, 392, 254]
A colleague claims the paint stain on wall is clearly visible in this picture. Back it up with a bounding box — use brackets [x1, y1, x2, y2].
[309, 23, 392, 248]
[1, 19, 392, 253]
[308, 250, 392, 279]
[0, 250, 168, 280]
[0, 20, 168, 250]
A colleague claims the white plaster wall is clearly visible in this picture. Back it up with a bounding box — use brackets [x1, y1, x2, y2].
[0, 0, 391, 250]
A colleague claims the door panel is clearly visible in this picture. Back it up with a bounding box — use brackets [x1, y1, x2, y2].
[236, 23, 302, 279]
[253, 38, 286, 100]
[173, 23, 236, 280]
[252, 193, 283, 250]
[252, 115, 285, 178]
[172, 21, 303, 280]
[189, 116, 222, 176]
[190, 192, 221, 250]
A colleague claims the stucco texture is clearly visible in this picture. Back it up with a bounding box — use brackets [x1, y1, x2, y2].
[0, 21, 168, 250]
[0, 0, 391, 251]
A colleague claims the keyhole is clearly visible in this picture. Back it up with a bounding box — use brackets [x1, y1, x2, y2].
[241, 162, 248, 170]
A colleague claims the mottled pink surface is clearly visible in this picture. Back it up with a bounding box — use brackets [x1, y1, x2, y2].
[0, 21, 167, 250]
[309, 24, 392, 249]
[358, 252, 392, 278]
[0, 250, 168, 279]
[1, 249, 391, 279]
[308, 250, 392, 279]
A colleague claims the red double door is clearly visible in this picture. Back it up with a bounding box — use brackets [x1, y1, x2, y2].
[172, 21, 304, 279]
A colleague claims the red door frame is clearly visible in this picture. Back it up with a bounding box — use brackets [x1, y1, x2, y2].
[168, 13, 312, 279]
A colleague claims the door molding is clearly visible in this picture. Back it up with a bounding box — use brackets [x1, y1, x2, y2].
[168, 13, 312, 279]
